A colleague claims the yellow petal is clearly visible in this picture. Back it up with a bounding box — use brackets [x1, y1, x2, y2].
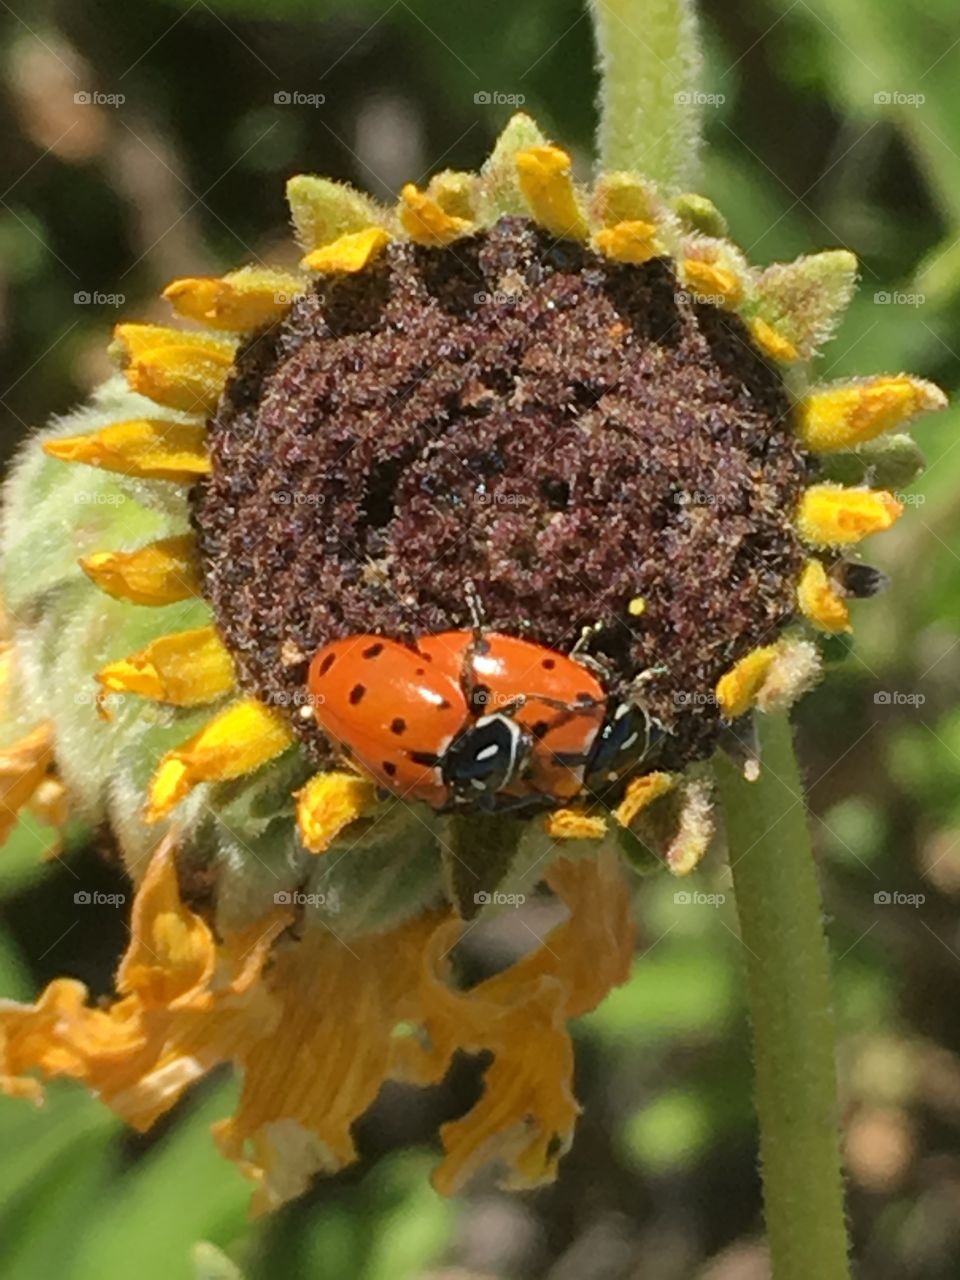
[750, 317, 799, 363]
[682, 258, 744, 307]
[0, 724, 54, 848]
[798, 375, 947, 453]
[214, 909, 445, 1214]
[112, 324, 234, 360]
[301, 226, 392, 274]
[145, 698, 293, 822]
[44, 420, 209, 484]
[295, 771, 378, 854]
[163, 268, 306, 331]
[96, 626, 235, 707]
[613, 771, 676, 828]
[80, 535, 201, 605]
[716, 645, 780, 720]
[0, 836, 287, 1127]
[544, 809, 608, 841]
[797, 485, 904, 548]
[514, 146, 589, 241]
[797, 560, 851, 634]
[394, 852, 634, 1195]
[124, 346, 232, 414]
[398, 185, 473, 247]
[593, 220, 660, 264]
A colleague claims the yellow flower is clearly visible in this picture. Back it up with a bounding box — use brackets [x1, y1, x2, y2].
[0, 110, 944, 1210]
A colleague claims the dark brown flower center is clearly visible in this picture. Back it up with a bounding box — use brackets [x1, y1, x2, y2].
[192, 216, 811, 772]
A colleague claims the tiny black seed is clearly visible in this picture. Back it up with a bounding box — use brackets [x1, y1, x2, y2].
[349, 684, 366, 705]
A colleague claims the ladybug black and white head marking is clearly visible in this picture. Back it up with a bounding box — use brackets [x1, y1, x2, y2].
[440, 713, 528, 803]
[584, 700, 666, 793]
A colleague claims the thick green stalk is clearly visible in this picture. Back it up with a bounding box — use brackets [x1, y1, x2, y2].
[716, 714, 851, 1280]
[589, 0, 703, 189]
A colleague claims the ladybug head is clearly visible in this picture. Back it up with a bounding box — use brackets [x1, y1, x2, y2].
[584, 702, 666, 795]
[441, 714, 528, 803]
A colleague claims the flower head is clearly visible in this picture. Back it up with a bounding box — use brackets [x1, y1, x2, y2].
[0, 86, 945, 1208]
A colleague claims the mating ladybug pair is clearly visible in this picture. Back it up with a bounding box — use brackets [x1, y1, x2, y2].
[308, 627, 664, 813]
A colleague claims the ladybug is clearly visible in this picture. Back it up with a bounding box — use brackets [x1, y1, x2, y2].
[308, 630, 664, 811]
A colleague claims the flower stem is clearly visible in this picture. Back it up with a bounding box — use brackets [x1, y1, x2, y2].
[589, 0, 703, 190]
[716, 713, 851, 1280]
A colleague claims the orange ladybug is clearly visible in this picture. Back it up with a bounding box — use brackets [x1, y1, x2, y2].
[308, 629, 662, 812]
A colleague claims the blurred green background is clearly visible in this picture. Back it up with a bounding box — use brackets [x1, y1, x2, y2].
[2, 0, 960, 1277]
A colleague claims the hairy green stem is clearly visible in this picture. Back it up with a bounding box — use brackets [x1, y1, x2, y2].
[589, 0, 703, 189]
[716, 714, 851, 1280]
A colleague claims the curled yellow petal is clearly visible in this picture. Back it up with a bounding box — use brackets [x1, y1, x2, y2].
[398, 185, 473, 247]
[716, 646, 780, 720]
[544, 809, 608, 841]
[112, 324, 234, 360]
[44, 420, 209, 484]
[96, 626, 235, 707]
[515, 146, 589, 241]
[0, 724, 55, 848]
[797, 484, 904, 548]
[613, 771, 676, 828]
[295, 771, 378, 854]
[750, 317, 799, 363]
[593, 220, 660, 264]
[145, 698, 293, 822]
[124, 346, 232, 414]
[682, 258, 744, 307]
[80, 535, 201, 605]
[301, 226, 392, 274]
[797, 560, 851, 634]
[798, 375, 947, 453]
[163, 268, 306, 331]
